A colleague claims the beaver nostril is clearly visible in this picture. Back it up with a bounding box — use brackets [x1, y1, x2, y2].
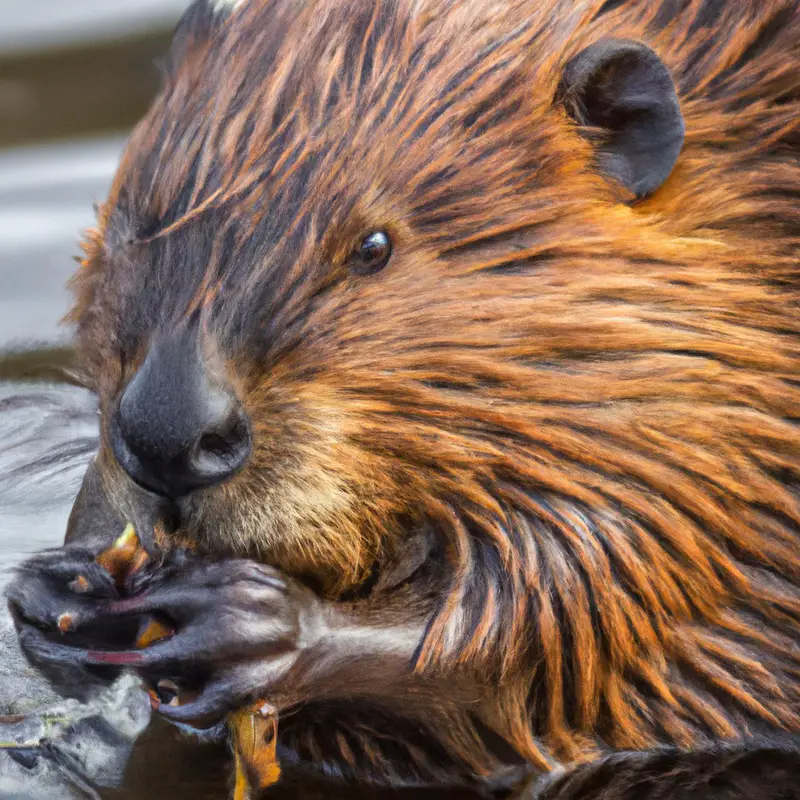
[189, 410, 252, 485]
[197, 410, 250, 458]
[198, 431, 235, 458]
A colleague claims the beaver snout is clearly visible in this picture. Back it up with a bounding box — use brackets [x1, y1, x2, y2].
[109, 324, 251, 499]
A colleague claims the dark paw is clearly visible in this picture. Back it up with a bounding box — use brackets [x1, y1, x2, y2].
[90, 558, 315, 727]
[8, 550, 321, 727]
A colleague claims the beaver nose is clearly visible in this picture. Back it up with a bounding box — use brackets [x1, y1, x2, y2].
[110, 329, 251, 498]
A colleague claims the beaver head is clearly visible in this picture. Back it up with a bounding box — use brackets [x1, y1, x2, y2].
[67, 0, 800, 750]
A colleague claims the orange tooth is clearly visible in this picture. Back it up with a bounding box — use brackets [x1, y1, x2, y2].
[96, 524, 141, 584]
[230, 701, 281, 800]
[96, 523, 153, 590]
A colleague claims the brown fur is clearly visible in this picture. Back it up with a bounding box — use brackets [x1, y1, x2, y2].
[527, 737, 800, 799]
[69, 0, 799, 777]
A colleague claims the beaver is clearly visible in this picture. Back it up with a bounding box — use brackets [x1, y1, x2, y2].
[7, 0, 800, 793]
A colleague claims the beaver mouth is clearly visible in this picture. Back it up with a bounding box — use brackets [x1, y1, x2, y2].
[71, 455, 371, 592]
[164, 494, 217, 547]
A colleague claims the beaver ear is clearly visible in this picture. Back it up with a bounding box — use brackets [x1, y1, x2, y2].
[557, 39, 685, 199]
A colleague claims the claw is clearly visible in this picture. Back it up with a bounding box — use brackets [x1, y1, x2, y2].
[136, 617, 174, 649]
[68, 575, 91, 594]
[57, 613, 75, 633]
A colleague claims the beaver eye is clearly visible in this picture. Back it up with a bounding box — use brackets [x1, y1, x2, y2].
[352, 231, 392, 274]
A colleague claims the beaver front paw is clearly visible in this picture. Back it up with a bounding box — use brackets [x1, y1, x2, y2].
[8, 548, 323, 728]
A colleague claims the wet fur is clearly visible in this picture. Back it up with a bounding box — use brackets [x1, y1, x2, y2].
[528, 737, 800, 799]
[67, 0, 799, 781]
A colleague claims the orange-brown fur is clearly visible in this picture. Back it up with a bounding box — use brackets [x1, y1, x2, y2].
[70, 0, 799, 775]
